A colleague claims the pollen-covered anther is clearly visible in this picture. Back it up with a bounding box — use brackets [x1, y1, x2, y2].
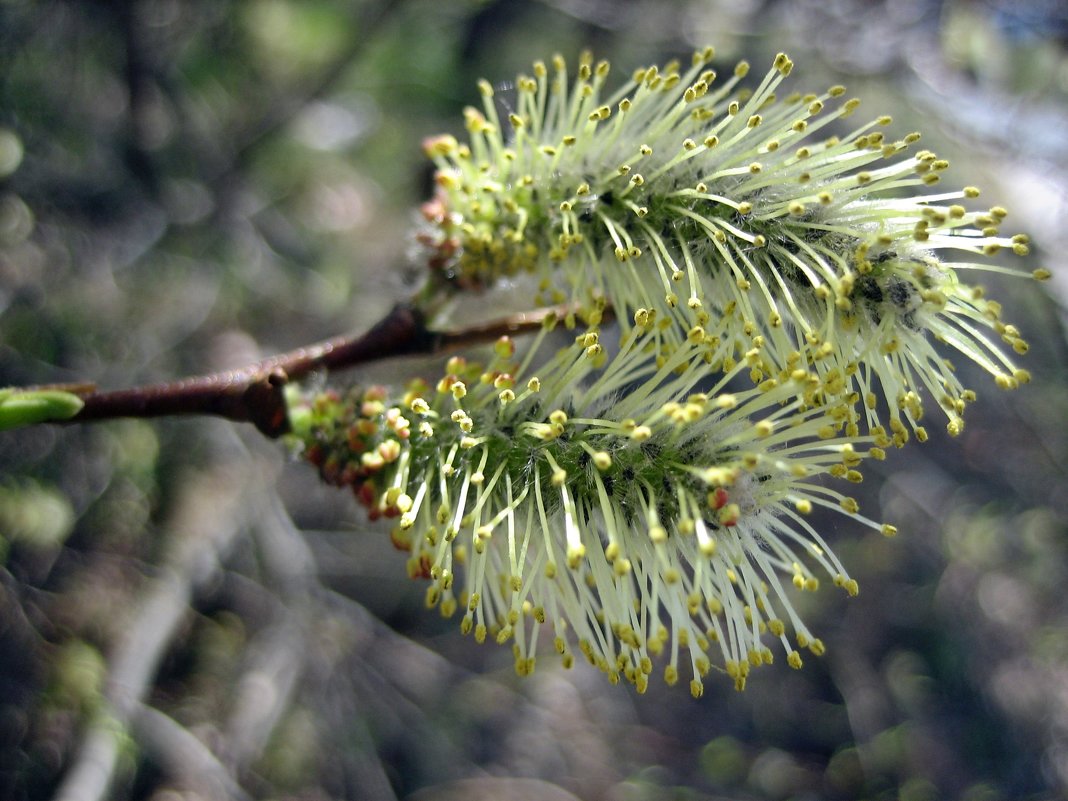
[423, 134, 459, 157]
[377, 439, 401, 463]
[566, 544, 586, 570]
[630, 425, 653, 442]
[717, 503, 741, 527]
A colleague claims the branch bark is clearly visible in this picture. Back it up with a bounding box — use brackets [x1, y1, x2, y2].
[53, 302, 571, 438]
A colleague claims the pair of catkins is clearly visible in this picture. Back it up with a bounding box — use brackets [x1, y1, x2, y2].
[289, 47, 1044, 696]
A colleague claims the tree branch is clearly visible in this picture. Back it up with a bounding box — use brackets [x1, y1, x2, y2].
[51, 459, 259, 801]
[133, 704, 254, 801]
[48, 302, 573, 438]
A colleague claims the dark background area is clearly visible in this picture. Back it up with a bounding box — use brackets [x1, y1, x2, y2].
[2, 1, 1068, 799]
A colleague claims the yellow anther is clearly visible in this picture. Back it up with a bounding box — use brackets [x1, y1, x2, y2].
[631, 425, 653, 442]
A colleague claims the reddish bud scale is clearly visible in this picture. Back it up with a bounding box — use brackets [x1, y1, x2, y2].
[357, 480, 377, 509]
[321, 457, 342, 485]
[305, 443, 325, 467]
[339, 463, 362, 486]
[420, 196, 447, 223]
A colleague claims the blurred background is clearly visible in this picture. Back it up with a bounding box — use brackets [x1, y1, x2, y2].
[2, 1, 1068, 799]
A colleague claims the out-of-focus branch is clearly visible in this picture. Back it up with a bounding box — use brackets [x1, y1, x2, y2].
[51, 459, 259, 801]
[133, 704, 254, 801]
[216, 0, 404, 187]
[48, 302, 577, 438]
[219, 494, 315, 775]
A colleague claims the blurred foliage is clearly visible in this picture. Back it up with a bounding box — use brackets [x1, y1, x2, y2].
[1, 0, 1068, 800]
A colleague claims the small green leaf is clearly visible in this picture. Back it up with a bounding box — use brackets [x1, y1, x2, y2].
[0, 388, 85, 431]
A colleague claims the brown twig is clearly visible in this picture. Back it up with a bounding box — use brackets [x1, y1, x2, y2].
[57, 302, 576, 438]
